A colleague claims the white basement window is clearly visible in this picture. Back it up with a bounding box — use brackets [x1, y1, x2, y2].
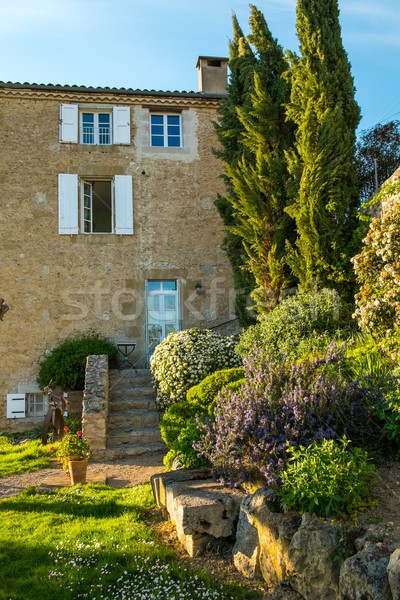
[58, 174, 133, 235]
[7, 393, 48, 419]
[60, 104, 131, 145]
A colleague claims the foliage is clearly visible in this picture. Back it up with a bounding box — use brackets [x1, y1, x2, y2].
[160, 367, 244, 470]
[344, 334, 395, 384]
[353, 194, 400, 343]
[278, 438, 376, 518]
[150, 329, 241, 410]
[356, 120, 400, 203]
[221, 6, 295, 315]
[195, 343, 384, 488]
[237, 288, 355, 363]
[38, 334, 118, 391]
[0, 484, 249, 600]
[284, 0, 360, 298]
[55, 428, 92, 473]
[0, 438, 54, 477]
[213, 12, 258, 326]
[186, 367, 245, 408]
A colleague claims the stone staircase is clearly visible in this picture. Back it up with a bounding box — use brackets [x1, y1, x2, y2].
[106, 369, 165, 459]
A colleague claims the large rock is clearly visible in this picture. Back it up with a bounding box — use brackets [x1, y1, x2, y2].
[288, 513, 353, 600]
[151, 469, 243, 557]
[388, 548, 400, 600]
[233, 489, 301, 586]
[339, 543, 391, 600]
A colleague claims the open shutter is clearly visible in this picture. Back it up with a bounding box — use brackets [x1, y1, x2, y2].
[7, 394, 26, 419]
[60, 104, 78, 143]
[58, 174, 79, 234]
[114, 175, 133, 234]
[113, 106, 131, 144]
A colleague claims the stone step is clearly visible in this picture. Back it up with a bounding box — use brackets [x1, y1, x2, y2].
[105, 443, 166, 459]
[109, 369, 153, 386]
[107, 427, 163, 445]
[108, 410, 160, 428]
[109, 387, 156, 400]
[109, 398, 158, 412]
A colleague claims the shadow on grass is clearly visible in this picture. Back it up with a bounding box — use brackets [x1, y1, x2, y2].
[0, 486, 152, 519]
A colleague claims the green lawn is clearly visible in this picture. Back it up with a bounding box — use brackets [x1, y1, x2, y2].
[0, 437, 54, 477]
[0, 439, 253, 599]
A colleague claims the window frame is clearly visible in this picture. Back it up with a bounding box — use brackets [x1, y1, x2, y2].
[150, 113, 182, 148]
[58, 173, 133, 235]
[80, 111, 112, 145]
[80, 178, 114, 234]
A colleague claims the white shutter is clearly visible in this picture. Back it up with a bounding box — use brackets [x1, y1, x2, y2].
[113, 106, 131, 144]
[58, 174, 79, 234]
[60, 104, 78, 143]
[114, 175, 133, 234]
[7, 394, 26, 419]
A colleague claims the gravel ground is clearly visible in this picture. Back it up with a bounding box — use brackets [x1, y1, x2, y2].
[0, 452, 166, 499]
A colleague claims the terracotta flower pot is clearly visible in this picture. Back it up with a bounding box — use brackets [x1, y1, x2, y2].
[68, 458, 88, 485]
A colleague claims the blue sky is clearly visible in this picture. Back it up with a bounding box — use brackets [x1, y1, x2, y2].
[1, 0, 399, 132]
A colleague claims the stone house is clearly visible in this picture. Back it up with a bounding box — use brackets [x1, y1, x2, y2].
[0, 56, 235, 432]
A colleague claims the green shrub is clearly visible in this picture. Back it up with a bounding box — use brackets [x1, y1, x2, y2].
[237, 288, 356, 364]
[150, 329, 241, 410]
[344, 334, 395, 383]
[160, 367, 244, 470]
[278, 438, 376, 518]
[186, 367, 244, 409]
[38, 334, 118, 391]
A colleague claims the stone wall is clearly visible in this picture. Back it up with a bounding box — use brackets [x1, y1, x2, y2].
[153, 474, 400, 599]
[82, 354, 108, 458]
[0, 84, 234, 430]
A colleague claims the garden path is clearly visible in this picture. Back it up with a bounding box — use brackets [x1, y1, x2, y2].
[0, 452, 165, 499]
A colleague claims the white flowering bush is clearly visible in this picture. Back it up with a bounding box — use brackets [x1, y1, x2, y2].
[352, 195, 400, 342]
[150, 328, 241, 410]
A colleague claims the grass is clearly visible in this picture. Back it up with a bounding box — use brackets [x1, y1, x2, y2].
[0, 437, 54, 477]
[0, 447, 254, 600]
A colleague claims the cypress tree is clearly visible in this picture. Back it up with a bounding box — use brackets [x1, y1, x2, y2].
[214, 15, 258, 326]
[215, 6, 295, 317]
[227, 5, 295, 312]
[285, 0, 360, 297]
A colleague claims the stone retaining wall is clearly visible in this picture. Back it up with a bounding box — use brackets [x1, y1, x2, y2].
[153, 472, 400, 599]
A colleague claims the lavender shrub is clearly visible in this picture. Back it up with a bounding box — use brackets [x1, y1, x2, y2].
[195, 343, 383, 487]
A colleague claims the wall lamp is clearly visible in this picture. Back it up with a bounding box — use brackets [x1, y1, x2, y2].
[195, 282, 203, 295]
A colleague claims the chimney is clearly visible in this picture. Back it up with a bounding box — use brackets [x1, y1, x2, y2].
[196, 56, 228, 94]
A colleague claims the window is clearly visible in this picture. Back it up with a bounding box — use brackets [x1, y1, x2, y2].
[150, 114, 182, 147]
[81, 112, 112, 145]
[58, 174, 133, 235]
[7, 393, 48, 419]
[60, 104, 131, 145]
[27, 393, 48, 418]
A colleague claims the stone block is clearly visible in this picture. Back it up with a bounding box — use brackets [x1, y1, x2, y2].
[339, 543, 391, 600]
[289, 513, 351, 600]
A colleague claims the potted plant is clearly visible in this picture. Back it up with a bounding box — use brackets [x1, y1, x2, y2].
[55, 427, 92, 485]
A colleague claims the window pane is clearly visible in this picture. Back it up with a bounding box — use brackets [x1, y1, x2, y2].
[151, 125, 164, 135]
[168, 137, 181, 147]
[98, 114, 110, 124]
[151, 136, 164, 147]
[162, 281, 177, 291]
[82, 113, 94, 125]
[167, 116, 180, 125]
[147, 281, 162, 291]
[151, 115, 164, 125]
